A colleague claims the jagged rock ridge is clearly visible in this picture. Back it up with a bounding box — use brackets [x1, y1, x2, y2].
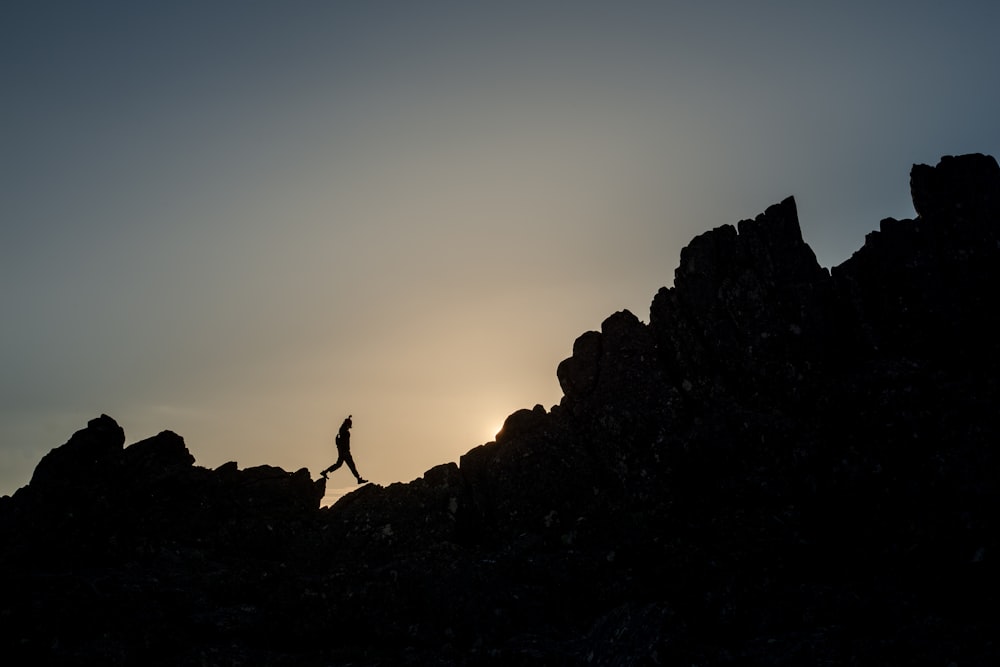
[2, 153, 999, 665]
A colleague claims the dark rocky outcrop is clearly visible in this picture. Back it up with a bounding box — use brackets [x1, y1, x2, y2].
[2, 153, 999, 665]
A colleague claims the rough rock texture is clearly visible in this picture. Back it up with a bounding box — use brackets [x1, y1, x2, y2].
[2, 153, 999, 665]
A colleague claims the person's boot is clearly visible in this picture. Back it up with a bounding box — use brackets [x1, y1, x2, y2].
[357, 477, 368, 484]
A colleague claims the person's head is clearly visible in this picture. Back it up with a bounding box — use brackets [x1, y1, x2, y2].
[343, 415, 352, 429]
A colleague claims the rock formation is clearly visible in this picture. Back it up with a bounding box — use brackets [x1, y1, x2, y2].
[2, 154, 999, 665]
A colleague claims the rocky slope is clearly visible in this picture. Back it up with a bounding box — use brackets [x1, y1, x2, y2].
[2, 153, 999, 665]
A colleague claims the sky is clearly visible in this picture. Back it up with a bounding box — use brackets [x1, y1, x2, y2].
[3, 1, 999, 499]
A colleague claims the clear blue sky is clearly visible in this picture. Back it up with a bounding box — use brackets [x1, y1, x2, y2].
[3, 1, 999, 496]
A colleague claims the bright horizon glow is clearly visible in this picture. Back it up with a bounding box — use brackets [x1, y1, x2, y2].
[488, 421, 506, 443]
[2, 2, 1000, 495]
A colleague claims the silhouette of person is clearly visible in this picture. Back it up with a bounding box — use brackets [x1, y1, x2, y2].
[321, 415, 368, 484]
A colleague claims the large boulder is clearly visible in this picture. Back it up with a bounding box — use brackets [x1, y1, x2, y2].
[650, 196, 836, 405]
[27, 414, 125, 492]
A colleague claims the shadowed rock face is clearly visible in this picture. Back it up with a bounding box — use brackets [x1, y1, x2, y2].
[2, 154, 999, 665]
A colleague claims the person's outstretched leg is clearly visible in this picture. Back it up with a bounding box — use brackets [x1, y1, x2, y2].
[344, 453, 367, 484]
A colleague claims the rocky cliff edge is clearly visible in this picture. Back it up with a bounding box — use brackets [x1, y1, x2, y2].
[2, 154, 999, 665]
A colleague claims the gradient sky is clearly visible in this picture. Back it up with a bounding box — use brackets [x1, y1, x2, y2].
[3, 1, 999, 499]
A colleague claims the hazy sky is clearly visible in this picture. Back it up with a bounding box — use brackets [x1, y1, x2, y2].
[3, 1, 999, 498]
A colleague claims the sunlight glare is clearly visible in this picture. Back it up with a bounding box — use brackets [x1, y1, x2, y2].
[488, 419, 505, 443]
